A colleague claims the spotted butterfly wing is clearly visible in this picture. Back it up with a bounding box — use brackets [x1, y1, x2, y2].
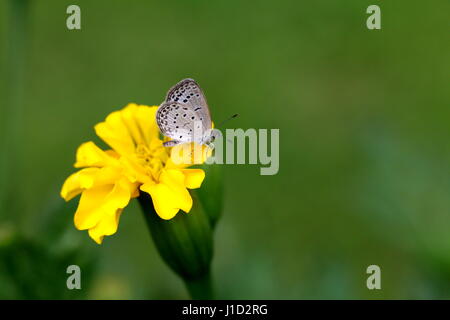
[156, 79, 212, 146]
[156, 101, 203, 145]
[165, 78, 211, 130]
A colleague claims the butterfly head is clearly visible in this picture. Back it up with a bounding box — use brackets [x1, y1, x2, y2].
[200, 128, 221, 146]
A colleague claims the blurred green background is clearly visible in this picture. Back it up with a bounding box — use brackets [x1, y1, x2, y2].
[0, 0, 449, 299]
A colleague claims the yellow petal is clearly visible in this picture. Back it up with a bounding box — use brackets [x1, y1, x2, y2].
[120, 104, 159, 147]
[88, 209, 122, 244]
[168, 143, 211, 168]
[140, 169, 193, 219]
[74, 179, 132, 231]
[75, 141, 118, 168]
[182, 169, 205, 189]
[120, 104, 146, 146]
[94, 107, 136, 156]
[141, 183, 179, 219]
[119, 155, 152, 184]
[73, 185, 111, 230]
[60, 165, 127, 202]
[133, 105, 160, 146]
[60, 168, 99, 201]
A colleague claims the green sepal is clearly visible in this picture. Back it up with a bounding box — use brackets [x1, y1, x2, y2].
[138, 192, 213, 283]
[195, 163, 224, 229]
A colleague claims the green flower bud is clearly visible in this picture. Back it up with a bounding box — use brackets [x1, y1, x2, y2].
[138, 191, 214, 299]
[195, 164, 224, 229]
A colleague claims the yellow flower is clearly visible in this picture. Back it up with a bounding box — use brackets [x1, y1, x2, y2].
[60, 103, 207, 244]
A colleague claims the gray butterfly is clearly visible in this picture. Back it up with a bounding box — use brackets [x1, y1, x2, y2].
[156, 78, 219, 147]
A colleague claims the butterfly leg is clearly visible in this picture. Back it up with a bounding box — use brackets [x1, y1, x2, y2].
[206, 142, 215, 150]
[163, 140, 182, 147]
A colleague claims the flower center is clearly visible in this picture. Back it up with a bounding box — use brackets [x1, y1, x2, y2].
[135, 143, 168, 180]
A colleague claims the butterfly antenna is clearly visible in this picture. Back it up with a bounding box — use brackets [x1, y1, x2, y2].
[215, 113, 239, 144]
[217, 113, 239, 128]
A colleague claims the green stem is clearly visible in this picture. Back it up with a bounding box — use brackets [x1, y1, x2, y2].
[184, 272, 214, 300]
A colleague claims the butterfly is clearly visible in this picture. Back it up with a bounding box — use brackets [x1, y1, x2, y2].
[156, 78, 219, 148]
